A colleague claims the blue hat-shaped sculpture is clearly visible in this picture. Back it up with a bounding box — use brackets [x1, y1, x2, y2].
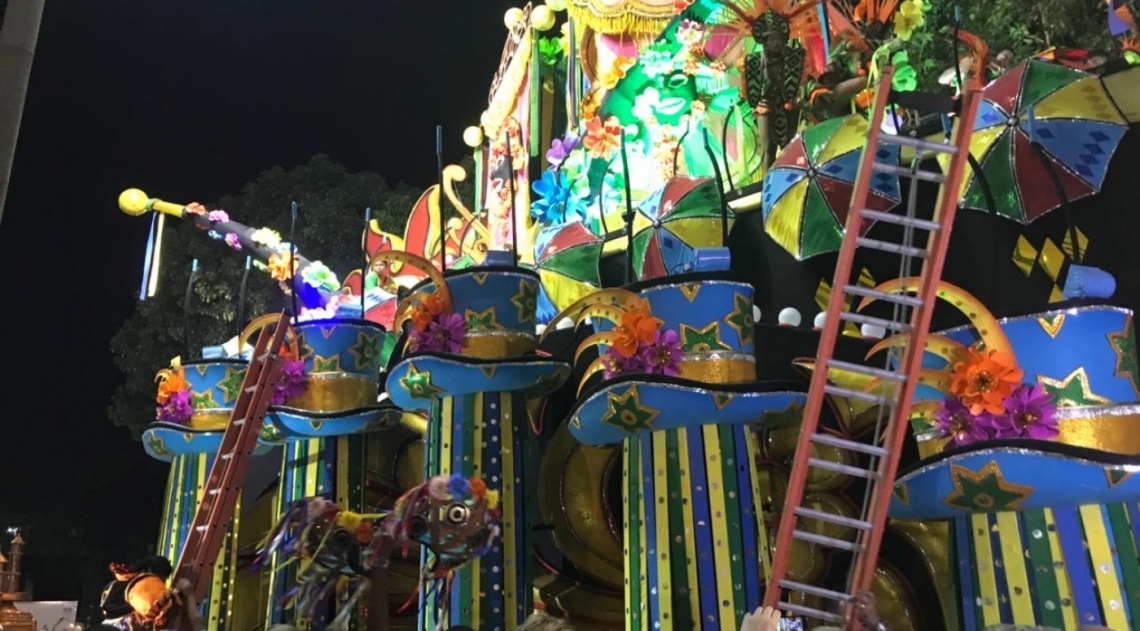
[143, 356, 280, 460]
[382, 251, 571, 631]
[254, 312, 406, 439]
[560, 251, 806, 631]
[821, 278, 1140, 631]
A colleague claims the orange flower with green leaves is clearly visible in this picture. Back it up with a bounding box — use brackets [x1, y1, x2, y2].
[583, 116, 622, 159]
[949, 347, 1024, 415]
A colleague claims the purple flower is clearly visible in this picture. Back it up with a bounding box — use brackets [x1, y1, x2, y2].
[602, 347, 648, 379]
[545, 132, 580, 166]
[208, 210, 230, 223]
[991, 384, 1059, 440]
[640, 329, 682, 376]
[448, 474, 470, 498]
[224, 233, 242, 251]
[411, 312, 466, 354]
[933, 397, 994, 448]
[271, 360, 307, 405]
[156, 389, 192, 423]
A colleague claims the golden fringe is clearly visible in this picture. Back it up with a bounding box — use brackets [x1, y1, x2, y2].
[565, 3, 673, 34]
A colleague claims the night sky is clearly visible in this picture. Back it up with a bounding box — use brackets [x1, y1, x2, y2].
[0, 0, 517, 600]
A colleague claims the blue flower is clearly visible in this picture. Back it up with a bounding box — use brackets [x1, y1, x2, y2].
[530, 169, 586, 226]
[448, 474, 470, 498]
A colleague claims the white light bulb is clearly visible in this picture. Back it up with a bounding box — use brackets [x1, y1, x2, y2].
[813, 312, 826, 328]
[778, 308, 801, 326]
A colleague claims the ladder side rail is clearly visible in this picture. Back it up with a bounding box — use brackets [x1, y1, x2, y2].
[171, 324, 271, 581]
[846, 86, 984, 600]
[762, 67, 897, 608]
[186, 317, 288, 601]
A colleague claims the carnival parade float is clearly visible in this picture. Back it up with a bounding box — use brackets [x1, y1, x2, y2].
[109, 0, 1140, 630]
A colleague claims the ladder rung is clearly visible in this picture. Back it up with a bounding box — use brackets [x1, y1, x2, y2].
[776, 602, 844, 623]
[843, 284, 924, 308]
[859, 209, 941, 231]
[826, 359, 905, 382]
[794, 506, 873, 531]
[810, 433, 890, 458]
[879, 134, 959, 155]
[808, 457, 880, 480]
[792, 529, 861, 552]
[823, 384, 889, 405]
[838, 312, 911, 333]
[872, 162, 946, 183]
[778, 579, 852, 602]
[244, 386, 259, 393]
[855, 237, 928, 258]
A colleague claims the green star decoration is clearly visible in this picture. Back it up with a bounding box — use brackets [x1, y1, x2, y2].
[215, 366, 246, 404]
[680, 323, 730, 352]
[259, 423, 283, 442]
[1037, 367, 1110, 407]
[312, 354, 342, 373]
[942, 461, 1034, 512]
[299, 341, 316, 364]
[600, 387, 660, 433]
[348, 330, 383, 373]
[510, 280, 538, 325]
[465, 307, 500, 332]
[399, 364, 444, 400]
[190, 390, 219, 410]
[724, 292, 755, 347]
[1108, 315, 1140, 397]
[146, 434, 172, 457]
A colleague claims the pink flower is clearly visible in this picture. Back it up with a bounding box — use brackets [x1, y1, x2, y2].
[428, 476, 450, 500]
[410, 312, 466, 354]
[640, 329, 682, 376]
[933, 397, 994, 448]
[207, 210, 230, 223]
[224, 233, 241, 251]
[991, 384, 1059, 440]
[155, 389, 192, 423]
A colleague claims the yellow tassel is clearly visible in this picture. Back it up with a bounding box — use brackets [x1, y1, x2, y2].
[336, 511, 364, 531]
[484, 490, 501, 510]
[565, 3, 673, 34]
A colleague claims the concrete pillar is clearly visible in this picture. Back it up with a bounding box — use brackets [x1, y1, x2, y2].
[0, 0, 46, 225]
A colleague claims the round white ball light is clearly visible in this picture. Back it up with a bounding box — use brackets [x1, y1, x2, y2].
[462, 126, 484, 148]
[504, 7, 525, 29]
[752, 306, 762, 323]
[531, 5, 557, 31]
[861, 323, 887, 339]
[813, 312, 827, 328]
[778, 308, 801, 327]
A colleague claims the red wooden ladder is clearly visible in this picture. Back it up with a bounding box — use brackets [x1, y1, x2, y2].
[761, 67, 983, 629]
[172, 310, 290, 602]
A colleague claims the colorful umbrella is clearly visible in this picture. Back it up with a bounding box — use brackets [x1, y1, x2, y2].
[947, 59, 1128, 222]
[630, 177, 733, 280]
[761, 115, 902, 260]
[531, 222, 603, 322]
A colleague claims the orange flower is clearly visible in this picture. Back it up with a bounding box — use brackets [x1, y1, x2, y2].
[468, 477, 487, 497]
[353, 521, 373, 545]
[267, 252, 298, 282]
[612, 304, 659, 358]
[583, 116, 622, 159]
[579, 89, 601, 120]
[674, 0, 694, 13]
[949, 347, 1024, 415]
[421, 294, 444, 316]
[155, 360, 187, 404]
[600, 57, 635, 89]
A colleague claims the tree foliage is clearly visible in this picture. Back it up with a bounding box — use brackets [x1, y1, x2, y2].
[907, 0, 1116, 88]
[108, 155, 422, 436]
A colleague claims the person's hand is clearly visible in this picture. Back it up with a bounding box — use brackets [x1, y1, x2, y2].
[740, 606, 782, 631]
[850, 590, 880, 629]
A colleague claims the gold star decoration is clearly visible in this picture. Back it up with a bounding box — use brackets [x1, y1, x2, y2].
[942, 461, 1034, 512]
[146, 434, 172, 457]
[1035, 314, 1065, 339]
[600, 387, 660, 433]
[510, 279, 538, 324]
[398, 363, 444, 400]
[724, 292, 755, 347]
[1036, 367, 1110, 407]
[312, 354, 342, 373]
[678, 283, 701, 302]
[465, 307, 500, 332]
[348, 330, 383, 373]
[190, 390, 219, 410]
[1107, 314, 1140, 398]
[215, 366, 246, 404]
[680, 323, 730, 352]
[299, 341, 316, 364]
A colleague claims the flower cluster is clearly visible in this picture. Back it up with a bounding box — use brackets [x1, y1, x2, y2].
[155, 357, 193, 423]
[933, 348, 1059, 448]
[427, 473, 500, 510]
[409, 294, 466, 354]
[270, 346, 308, 406]
[602, 304, 682, 378]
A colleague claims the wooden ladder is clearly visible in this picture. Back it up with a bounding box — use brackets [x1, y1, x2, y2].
[761, 67, 982, 629]
[172, 310, 290, 602]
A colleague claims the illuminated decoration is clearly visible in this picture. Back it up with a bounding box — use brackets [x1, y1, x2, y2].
[564, 0, 679, 33]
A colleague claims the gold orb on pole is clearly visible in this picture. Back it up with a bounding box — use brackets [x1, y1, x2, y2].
[463, 126, 484, 148]
[531, 5, 557, 31]
[504, 7, 525, 29]
[119, 188, 151, 216]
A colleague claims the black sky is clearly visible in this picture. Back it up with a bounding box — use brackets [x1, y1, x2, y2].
[0, 0, 517, 578]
